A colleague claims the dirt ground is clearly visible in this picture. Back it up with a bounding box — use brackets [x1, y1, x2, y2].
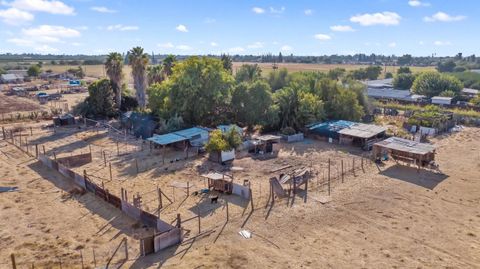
[0, 123, 479, 268]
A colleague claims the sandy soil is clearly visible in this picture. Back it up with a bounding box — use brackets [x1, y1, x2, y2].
[0, 140, 140, 268]
[1, 123, 479, 268]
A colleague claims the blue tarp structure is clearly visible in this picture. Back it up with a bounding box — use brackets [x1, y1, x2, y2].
[308, 120, 355, 139]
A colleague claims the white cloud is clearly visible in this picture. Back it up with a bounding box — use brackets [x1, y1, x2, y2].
[304, 9, 313, 16]
[7, 37, 33, 46]
[176, 44, 192, 51]
[7, 25, 77, 54]
[269, 6, 285, 14]
[175, 24, 188, 32]
[424, 12, 466, 22]
[229, 47, 245, 53]
[281, 45, 292, 51]
[71, 42, 81, 46]
[0, 7, 33, 25]
[76, 26, 88, 30]
[91, 6, 116, 13]
[408, 0, 430, 7]
[5, 0, 74, 15]
[247, 41, 264, 49]
[157, 42, 174, 48]
[314, 34, 331, 41]
[350, 11, 401, 26]
[210, 42, 218, 47]
[330, 25, 355, 32]
[388, 42, 397, 48]
[106, 24, 138, 31]
[22, 25, 80, 41]
[434, 40, 451, 46]
[252, 7, 265, 14]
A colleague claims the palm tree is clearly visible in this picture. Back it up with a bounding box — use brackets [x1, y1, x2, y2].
[105, 52, 124, 108]
[147, 65, 163, 85]
[162, 54, 176, 78]
[128, 47, 149, 108]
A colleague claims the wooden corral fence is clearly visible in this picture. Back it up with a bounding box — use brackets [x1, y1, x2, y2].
[8, 237, 129, 269]
[2, 129, 184, 257]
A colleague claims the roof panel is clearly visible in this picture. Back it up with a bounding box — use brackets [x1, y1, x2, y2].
[338, 123, 386, 138]
[147, 133, 187, 145]
[374, 137, 435, 155]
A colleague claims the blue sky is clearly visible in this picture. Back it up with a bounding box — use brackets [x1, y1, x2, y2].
[0, 0, 477, 56]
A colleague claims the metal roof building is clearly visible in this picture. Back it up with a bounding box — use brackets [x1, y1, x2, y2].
[338, 123, 387, 139]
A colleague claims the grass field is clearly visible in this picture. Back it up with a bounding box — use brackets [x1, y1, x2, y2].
[38, 63, 435, 84]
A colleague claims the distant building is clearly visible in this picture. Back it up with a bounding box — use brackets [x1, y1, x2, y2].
[462, 88, 479, 98]
[431, 96, 453, 105]
[1, 73, 24, 84]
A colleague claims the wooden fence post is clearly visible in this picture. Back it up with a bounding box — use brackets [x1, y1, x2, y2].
[11, 253, 16, 269]
[109, 162, 112, 181]
[79, 250, 84, 269]
[226, 200, 229, 221]
[103, 151, 107, 166]
[135, 159, 139, 174]
[198, 214, 201, 234]
[92, 248, 96, 268]
[353, 158, 356, 177]
[42, 145, 46, 155]
[328, 159, 331, 196]
[341, 159, 344, 183]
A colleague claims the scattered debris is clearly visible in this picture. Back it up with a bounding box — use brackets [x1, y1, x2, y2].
[0, 186, 18, 193]
[239, 229, 252, 239]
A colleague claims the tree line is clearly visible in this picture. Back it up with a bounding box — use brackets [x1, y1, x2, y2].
[76, 47, 370, 133]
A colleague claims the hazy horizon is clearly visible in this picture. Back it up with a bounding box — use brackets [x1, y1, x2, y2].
[0, 0, 478, 57]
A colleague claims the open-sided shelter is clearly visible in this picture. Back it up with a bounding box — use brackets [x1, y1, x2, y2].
[373, 137, 436, 169]
[338, 123, 386, 150]
[250, 134, 281, 154]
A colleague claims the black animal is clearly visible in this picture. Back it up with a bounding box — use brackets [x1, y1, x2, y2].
[210, 196, 218, 204]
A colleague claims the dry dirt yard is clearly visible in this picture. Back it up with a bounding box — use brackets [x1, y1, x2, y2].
[0, 125, 479, 268]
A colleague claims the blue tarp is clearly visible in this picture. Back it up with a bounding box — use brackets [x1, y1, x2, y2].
[308, 120, 355, 139]
[147, 133, 187, 146]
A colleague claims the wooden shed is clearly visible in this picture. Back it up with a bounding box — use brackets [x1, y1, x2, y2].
[372, 137, 436, 169]
[202, 172, 233, 194]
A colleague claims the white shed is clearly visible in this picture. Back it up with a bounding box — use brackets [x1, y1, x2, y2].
[431, 96, 453, 105]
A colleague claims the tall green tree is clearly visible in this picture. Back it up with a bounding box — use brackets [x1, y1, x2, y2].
[162, 54, 176, 78]
[128, 47, 149, 108]
[393, 73, 415, 90]
[27, 64, 41, 77]
[412, 72, 463, 97]
[235, 64, 262, 83]
[149, 56, 234, 125]
[147, 65, 164, 85]
[397, 67, 412, 74]
[76, 79, 116, 117]
[365, 66, 382, 80]
[105, 52, 124, 108]
[231, 80, 273, 128]
[221, 54, 233, 73]
[268, 68, 289, 91]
